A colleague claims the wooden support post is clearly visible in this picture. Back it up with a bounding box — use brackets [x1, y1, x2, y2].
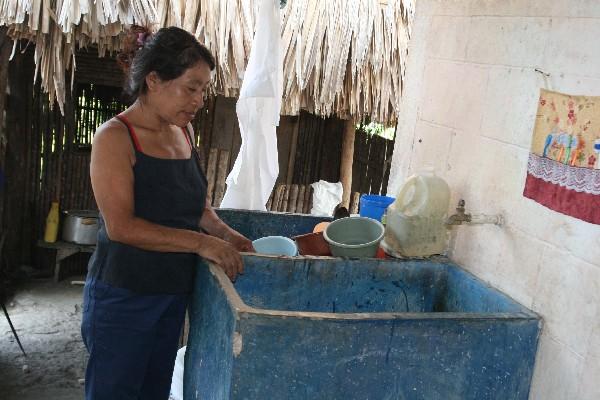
[0, 28, 11, 144]
[213, 150, 230, 207]
[340, 119, 355, 208]
[281, 185, 291, 212]
[287, 184, 299, 213]
[286, 117, 300, 185]
[266, 190, 274, 211]
[205, 148, 219, 205]
[273, 184, 285, 212]
[305, 186, 314, 214]
[0, 28, 12, 224]
[296, 185, 305, 214]
[350, 192, 361, 215]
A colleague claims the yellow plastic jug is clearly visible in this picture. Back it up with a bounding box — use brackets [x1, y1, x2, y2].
[383, 170, 450, 257]
[44, 201, 60, 243]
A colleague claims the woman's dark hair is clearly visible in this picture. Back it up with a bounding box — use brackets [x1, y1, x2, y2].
[117, 26, 216, 102]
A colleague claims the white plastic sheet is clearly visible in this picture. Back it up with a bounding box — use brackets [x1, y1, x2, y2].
[220, 0, 282, 210]
[169, 346, 186, 400]
[310, 180, 343, 216]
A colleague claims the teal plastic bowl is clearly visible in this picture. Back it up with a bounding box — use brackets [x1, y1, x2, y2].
[323, 217, 384, 257]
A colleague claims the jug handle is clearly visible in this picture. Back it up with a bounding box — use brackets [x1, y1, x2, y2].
[395, 176, 428, 216]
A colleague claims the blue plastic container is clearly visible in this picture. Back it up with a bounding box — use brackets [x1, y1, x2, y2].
[359, 194, 395, 221]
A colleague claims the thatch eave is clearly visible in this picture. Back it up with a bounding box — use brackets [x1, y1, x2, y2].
[1, 0, 413, 125]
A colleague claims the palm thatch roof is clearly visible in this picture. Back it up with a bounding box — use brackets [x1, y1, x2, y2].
[1, 0, 413, 124]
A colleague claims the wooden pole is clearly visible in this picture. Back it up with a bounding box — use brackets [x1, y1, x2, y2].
[296, 185, 305, 215]
[0, 28, 12, 146]
[0, 28, 12, 226]
[287, 184, 298, 213]
[273, 184, 285, 212]
[281, 185, 290, 212]
[306, 186, 314, 214]
[340, 119, 355, 208]
[285, 116, 299, 185]
[266, 189, 274, 211]
[350, 192, 361, 215]
[205, 148, 218, 205]
[213, 150, 230, 208]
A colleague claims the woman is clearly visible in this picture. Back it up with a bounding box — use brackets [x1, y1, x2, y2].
[81, 26, 253, 400]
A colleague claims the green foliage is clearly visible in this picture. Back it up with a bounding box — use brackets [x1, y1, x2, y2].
[356, 121, 396, 140]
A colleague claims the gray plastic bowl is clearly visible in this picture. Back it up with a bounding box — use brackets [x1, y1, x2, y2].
[323, 217, 385, 257]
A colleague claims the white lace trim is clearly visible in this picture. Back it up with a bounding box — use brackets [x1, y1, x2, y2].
[527, 153, 600, 195]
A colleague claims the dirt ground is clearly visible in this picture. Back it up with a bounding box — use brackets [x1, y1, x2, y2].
[0, 278, 86, 400]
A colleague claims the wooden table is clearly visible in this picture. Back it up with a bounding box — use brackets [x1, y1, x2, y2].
[37, 240, 95, 282]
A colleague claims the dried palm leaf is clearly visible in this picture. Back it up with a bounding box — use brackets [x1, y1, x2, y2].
[2, 0, 414, 124]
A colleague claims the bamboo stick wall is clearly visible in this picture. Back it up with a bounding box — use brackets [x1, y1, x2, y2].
[0, 49, 129, 275]
[352, 129, 396, 196]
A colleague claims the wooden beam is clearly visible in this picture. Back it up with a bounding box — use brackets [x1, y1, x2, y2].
[296, 185, 305, 215]
[205, 148, 219, 205]
[273, 184, 285, 212]
[350, 192, 361, 215]
[287, 184, 299, 213]
[340, 119, 355, 208]
[4, 47, 31, 270]
[285, 116, 299, 185]
[0, 29, 12, 228]
[213, 150, 230, 207]
[0, 28, 12, 156]
[281, 184, 291, 212]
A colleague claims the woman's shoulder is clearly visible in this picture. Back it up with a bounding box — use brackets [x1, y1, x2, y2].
[93, 118, 132, 148]
[91, 118, 137, 166]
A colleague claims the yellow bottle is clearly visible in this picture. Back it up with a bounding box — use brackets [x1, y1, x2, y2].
[44, 201, 60, 243]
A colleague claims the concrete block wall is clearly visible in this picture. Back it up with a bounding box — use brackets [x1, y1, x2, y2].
[388, 1, 600, 399]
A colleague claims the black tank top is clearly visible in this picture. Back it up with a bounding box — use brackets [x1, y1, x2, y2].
[87, 114, 208, 294]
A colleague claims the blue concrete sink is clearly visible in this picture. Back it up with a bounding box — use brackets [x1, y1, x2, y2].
[185, 255, 541, 400]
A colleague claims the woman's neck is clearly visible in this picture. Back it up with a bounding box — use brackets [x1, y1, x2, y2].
[128, 99, 172, 134]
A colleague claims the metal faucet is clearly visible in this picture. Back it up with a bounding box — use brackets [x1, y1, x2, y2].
[446, 199, 504, 227]
[446, 199, 471, 225]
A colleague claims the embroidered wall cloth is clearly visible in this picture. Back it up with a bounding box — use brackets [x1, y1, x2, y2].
[523, 89, 600, 224]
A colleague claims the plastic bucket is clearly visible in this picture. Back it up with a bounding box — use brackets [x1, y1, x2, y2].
[359, 195, 395, 221]
[323, 217, 385, 257]
[252, 236, 298, 256]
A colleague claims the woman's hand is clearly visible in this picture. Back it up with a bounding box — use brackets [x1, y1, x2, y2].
[195, 235, 243, 281]
[199, 202, 255, 253]
[223, 230, 255, 252]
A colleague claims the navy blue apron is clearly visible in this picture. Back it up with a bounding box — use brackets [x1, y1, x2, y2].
[82, 114, 207, 400]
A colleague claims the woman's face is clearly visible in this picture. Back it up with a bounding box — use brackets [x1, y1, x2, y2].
[146, 61, 212, 127]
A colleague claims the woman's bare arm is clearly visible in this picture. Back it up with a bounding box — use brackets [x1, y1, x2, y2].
[90, 120, 242, 279]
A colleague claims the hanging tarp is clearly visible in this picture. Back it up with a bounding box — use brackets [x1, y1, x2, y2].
[220, 0, 282, 210]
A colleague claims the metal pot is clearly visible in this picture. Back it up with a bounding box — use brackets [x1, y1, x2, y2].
[62, 210, 99, 245]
